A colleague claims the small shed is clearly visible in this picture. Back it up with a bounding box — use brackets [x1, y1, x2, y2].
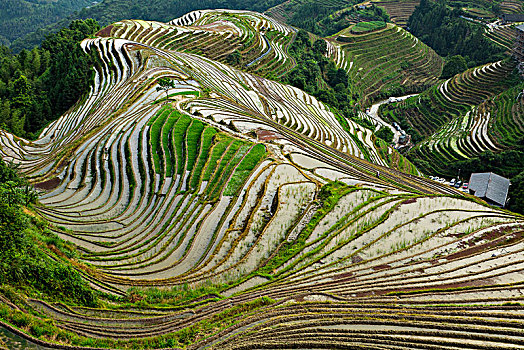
[468, 172, 510, 207]
[502, 14, 524, 24]
[515, 24, 524, 64]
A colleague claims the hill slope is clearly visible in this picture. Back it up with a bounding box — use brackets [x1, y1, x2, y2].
[0, 0, 93, 46]
[9, 0, 287, 51]
[380, 59, 521, 177]
[329, 23, 443, 104]
[1, 9, 524, 350]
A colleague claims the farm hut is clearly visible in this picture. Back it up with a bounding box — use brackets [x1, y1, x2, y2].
[468, 172, 510, 207]
[502, 14, 524, 24]
[515, 25, 524, 67]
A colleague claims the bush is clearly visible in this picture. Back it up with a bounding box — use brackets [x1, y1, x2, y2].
[0, 159, 97, 306]
[441, 55, 468, 79]
[375, 126, 394, 143]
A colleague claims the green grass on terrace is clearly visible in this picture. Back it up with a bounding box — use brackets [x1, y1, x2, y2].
[224, 143, 267, 196]
[162, 114, 179, 176]
[189, 127, 217, 190]
[186, 120, 205, 172]
[147, 106, 268, 194]
[202, 134, 233, 182]
[205, 140, 243, 197]
[173, 114, 192, 175]
[150, 109, 170, 174]
[351, 21, 387, 34]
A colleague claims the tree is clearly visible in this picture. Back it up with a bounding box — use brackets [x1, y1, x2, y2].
[10, 75, 32, 109]
[312, 39, 327, 56]
[156, 77, 176, 100]
[441, 55, 468, 79]
[375, 126, 394, 143]
[508, 171, 524, 214]
[226, 50, 242, 65]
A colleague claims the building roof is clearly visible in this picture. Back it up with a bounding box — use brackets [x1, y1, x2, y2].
[468, 172, 510, 207]
[518, 24, 524, 32]
[503, 14, 524, 23]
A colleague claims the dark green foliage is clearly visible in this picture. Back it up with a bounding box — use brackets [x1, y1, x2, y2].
[508, 171, 524, 214]
[0, 19, 99, 139]
[285, 30, 360, 126]
[0, 159, 97, 306]
[408, 0, 505, 68]
[375, 126, 394, 143]
[0, 0, 92, 47]
[226, 50, 242, 65]
[444, 147, 524, 181]
[441, 55, 468, 79]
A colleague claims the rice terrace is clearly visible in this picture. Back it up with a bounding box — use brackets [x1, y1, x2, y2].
[0, 0, 524, 349]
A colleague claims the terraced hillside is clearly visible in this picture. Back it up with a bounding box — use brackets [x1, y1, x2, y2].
[100, 10, 297, 80]
[368, 0, 420, 28]
[1, 8, 524, 350]
[380, 59, 520, 176]
[330, 23, 443, 105]
[410, 79, 524, 176]
[0, 20, 460, 290]
[485, 25, 517, 52]
[381, 60, 516, 140]
[500, 0, 524, 13]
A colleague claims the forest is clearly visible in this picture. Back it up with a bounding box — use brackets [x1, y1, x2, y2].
[0, 0, 92, 47]
[0, 19, 100, 139]
[408, 0, 505, 68]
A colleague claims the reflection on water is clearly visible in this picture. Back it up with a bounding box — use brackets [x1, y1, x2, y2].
[0, 326, 53, 350]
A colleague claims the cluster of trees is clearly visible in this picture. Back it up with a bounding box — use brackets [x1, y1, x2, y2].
[408, 0, 505, 68]
[0, 19, 100, 139]
[375, 126, 394, 143]
[9, 0, 288, 52]
[0, 159, 97, 305]
[440, 54, 468, 79]
[285, 31, 360, 119]
[289, 1, 389, 37]
[0, 0, 92, 47]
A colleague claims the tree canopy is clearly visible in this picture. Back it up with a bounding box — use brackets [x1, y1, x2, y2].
[441, 55, 468, 79]
[0, 19, 100, 139]
[408, 0, 505, 68]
